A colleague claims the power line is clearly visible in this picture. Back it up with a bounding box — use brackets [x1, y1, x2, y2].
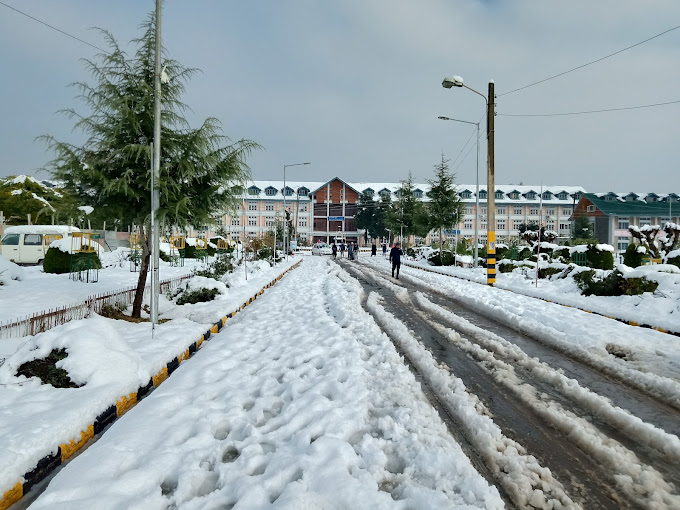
[0, 0, 108, 53]
[499, 24, 680, 97]
[498, 99, 680, 117]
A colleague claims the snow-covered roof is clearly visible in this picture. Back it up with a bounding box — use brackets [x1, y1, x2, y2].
[3, 225, 81, 235]
[245, 179, 585, 203]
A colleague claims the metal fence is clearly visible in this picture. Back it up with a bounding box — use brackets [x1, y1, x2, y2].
[0, 275, 192, 339]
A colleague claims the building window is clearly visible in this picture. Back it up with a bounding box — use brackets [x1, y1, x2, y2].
[586, 205, 596, 212]
[299, 219, 307, 227]
[464, 220, 473, 229]
[265, 217, 275, 227]
[248, 217, 257, 226]
[265, 202, 274, 211]
[299, 204, 308, 212]
[481, 222, 487, 229]
[513, 220, 524, 229]
[231, 218, 239, 226]
[465, 206, 473, 215]
[461, 191, 472, 199]
[497, 220, 506, 230]
[547, 220, 555, 229]
[617, 239, 629, 252]
[248, 202, 258, 211]
[514, 206, 522, 215]
[247, 187, 259, 196]
[497, 206, 506, 215]
[265, 187, 277, 196]
[414, 190, 423, 199]
[638, 216, 651, 226]
[481, 206, 487, 215]
[479, 190, 488, 199]
[530, 208, 539, 215]
[546, 208, 555, 216]
[559, 223, 570, 231]
[562, 207, 572, 215]
[618, 217, 630, 230]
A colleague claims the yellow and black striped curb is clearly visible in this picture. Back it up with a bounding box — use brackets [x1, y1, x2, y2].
[0, 260, 302, 510]
[402, 261, 680, 338]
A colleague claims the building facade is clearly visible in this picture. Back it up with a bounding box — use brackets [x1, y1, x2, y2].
[574, 192, 679, 252]
[217, 177, 587, 246]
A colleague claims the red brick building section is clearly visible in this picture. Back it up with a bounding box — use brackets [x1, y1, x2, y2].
[311, 178, 361, 244]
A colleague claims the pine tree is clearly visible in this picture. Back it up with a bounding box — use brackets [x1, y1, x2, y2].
[354, 193, 388, 242]
[425, 154, 464, 249]
[40, 13, 259, 317]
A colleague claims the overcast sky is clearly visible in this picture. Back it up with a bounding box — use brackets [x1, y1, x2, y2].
[1, 0, 678, 192]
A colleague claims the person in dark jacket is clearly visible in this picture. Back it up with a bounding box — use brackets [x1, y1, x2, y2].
[331, 243, 337, 258]
[389, 242, 403, 278]
[340, 242, 346, 257]
[371, 244, 377, 256]
[382, 243, 387, 257]
[347, 242, 354, 260]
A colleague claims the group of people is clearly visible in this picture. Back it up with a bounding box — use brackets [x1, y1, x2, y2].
[330, 239, 403, 278]
[332, 241, 360, 260]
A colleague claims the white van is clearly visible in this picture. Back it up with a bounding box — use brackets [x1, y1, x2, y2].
[1, 225, 81, 265]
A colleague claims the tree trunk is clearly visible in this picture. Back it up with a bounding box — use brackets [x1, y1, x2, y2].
[132, 228, 151, 318]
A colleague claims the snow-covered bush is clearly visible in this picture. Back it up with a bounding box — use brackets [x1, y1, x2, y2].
[43, 247, 101, 274]
[427, 249, 455, 266]
[573, 269, 657, 296]
[623, 243, 645, 268]
[0, 256, 24, 284]
[585, 244, 614, 270]
[665, 249, 680, 269]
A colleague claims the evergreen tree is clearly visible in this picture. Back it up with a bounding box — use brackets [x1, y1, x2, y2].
[573, 216, 594, 240]
[40, 13, 258, 317]
[389, 173, 428, 244]
[354, 193, 388, 242]
[425, 154, 464, 249]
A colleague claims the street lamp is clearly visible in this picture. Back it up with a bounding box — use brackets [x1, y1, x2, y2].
[283, 162, 310, 260]
[438, 115, 480, 268]
[442, 75, 496, 285]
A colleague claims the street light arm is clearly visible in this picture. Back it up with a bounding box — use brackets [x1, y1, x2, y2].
[438, 115, 479, 127]
[462, 84, 488, 105]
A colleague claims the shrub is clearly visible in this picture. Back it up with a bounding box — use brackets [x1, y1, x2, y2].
[537, 267, 562, 279]
[623, 243, 645, 267]
[428, 250, 455, 266]
[519, 247, 532, 260]
[495, 246, 508, 260]
[43, 247, 102, 274]
[184, 245, 216, 259]
[573, 269, 657, 296]
[666, 254, 680, 269]
[159, 250, 171, 262]
[194, 257, 234, 280]
[553, 248, 570, 260]
[585, 245, 614, 270]
[176, 287, 219, 305]
[498, 261, 515, 273]
[17, 348, 80, 388]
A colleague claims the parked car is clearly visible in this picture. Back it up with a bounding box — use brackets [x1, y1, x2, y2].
[1, 225, 80, 264]
[311, 242, 332, 256]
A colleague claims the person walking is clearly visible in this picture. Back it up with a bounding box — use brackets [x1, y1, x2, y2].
[371, 243, 377, 256]
[389, 242, 403, 278]
[354, 242, 359, 260]
[382, 243, 387, 257]
[331, 243, 337, 258]
[347, 242, 354, 260]
[340, 242, 346, 258]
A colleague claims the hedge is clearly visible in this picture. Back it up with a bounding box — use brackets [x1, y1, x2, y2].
[44, 247, 102, 274]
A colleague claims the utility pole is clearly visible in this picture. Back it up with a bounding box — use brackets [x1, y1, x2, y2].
[150, 0, 162, 330]
[486, 81, 496, 286]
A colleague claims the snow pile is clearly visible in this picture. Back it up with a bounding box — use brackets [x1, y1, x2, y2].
[0, 255, 24, 283]
[77, 206, 94, 215]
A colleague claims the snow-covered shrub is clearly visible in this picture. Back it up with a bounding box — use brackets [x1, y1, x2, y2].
[176, 287, 219, 305]
[585, 244, 614, 270]
[573, 269, 657, 296]
[194, 256, 234, 280]
[553, 247, 570, 261]
[623, 243, 646, 268]
[538, 267, 562, 279]
[427, 249, 455, 266]
[665, 249, 680, 269]
[0, 256, 24, 284]
[43, 247, 102, 274]
[518, 247, 532, 260]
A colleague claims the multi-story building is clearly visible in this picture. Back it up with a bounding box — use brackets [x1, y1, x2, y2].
[574, 192, 680, 252]
[219, 177, 586, 245]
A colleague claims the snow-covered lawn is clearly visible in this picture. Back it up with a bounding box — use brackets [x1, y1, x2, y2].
[400, 256, 680, 333]
[24, 257, 503, 509]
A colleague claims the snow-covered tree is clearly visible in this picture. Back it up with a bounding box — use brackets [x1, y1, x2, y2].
[40, 13, 258, 317]
[629, 223, 680, 259]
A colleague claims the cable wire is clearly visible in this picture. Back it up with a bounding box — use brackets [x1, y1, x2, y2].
[0, 0, 108, 53]
[498, 99, 680, 117]
[499, 24, 680, 97]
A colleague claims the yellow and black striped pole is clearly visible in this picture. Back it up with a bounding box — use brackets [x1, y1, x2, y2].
[486, 81, 496, 286]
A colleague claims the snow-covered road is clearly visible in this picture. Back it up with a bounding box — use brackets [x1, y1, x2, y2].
[29, 257, 504, 509]
[19, 255, 680, 509]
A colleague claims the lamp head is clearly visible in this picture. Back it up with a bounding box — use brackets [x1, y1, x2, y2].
[442, 75, 464, 88]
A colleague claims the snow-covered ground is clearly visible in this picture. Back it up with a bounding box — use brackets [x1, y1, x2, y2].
[2, 253, 680, 508]
[18, 257, 504, 509]
[0, 248, 197, 324]
[401, 256, 680, 333]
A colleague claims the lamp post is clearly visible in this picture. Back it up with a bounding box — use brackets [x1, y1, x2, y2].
[442, 76, 496, 285]
[283, 162, 310, 260]
[437, 115, 480, 268]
